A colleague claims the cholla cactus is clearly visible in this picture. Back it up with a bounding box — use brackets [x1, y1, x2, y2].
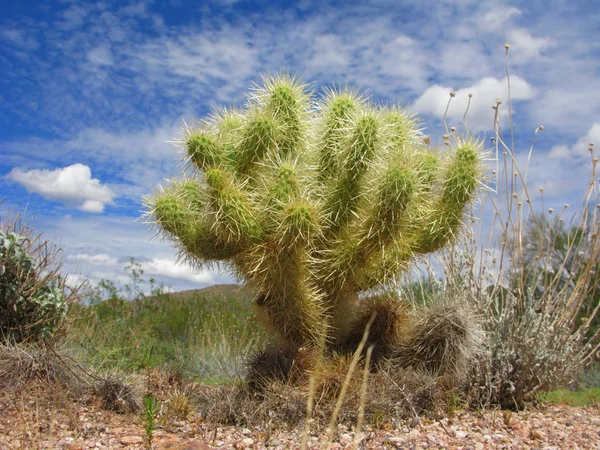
[146, 74, 484, 355]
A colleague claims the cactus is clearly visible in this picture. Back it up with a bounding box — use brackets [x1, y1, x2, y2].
[146, 74, 484, 357]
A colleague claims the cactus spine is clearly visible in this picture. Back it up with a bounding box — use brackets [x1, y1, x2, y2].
[147, 73, 484, 355]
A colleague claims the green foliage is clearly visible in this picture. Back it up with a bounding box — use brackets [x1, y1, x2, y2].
[0, 225, 70, 343]
[542, 388, 600, 406]
[517, 215, 600, 340]
[68, 279, 266, 379]
[146, 73, 484, 353]
[141, 394, 159, 447]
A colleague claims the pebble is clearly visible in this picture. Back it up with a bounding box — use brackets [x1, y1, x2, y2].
[241, 437, 254, 446]
[120, 435, 144, 445]
[339, 433, 352, 444]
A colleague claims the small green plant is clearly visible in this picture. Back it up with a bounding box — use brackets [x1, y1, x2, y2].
[142, 345, 156, 394]
[141, 394, 160, 448]
[448, 392, 459, 419]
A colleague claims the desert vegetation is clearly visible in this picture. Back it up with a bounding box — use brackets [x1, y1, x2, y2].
[1, 50, 600, 448]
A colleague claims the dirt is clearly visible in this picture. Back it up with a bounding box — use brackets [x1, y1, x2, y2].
[1, 384, 599, 450]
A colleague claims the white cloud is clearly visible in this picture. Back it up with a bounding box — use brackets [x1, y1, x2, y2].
[439, 41, 491, 80]
[549, 123, 600, 161]
[6, 163, 115, 213]
[64, 273, 88, 289]
[377, 35, 430, 90]
[308, 34, 350, 71]
[141, 258, 214, 284]
[87, 46, 113, 66]
[68, 253, 118, 265]
[0, 27, 39, 50]
[481, 6, 521, 30]
[41, 215, 231, 292]
[2, 121, 182, 203]
[65, 250, 214, 285]
[412, 76, 534, 131]
[507, 29, 554, 62]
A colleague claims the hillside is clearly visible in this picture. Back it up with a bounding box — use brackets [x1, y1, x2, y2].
[162, 283, 255, 304]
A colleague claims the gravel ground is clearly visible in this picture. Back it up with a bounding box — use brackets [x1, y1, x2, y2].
[1, 390, 599, 449]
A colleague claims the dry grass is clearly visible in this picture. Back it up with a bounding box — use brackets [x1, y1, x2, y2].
[0, 343, 84, 390]
[0, 342, 139, 414]
[194, 356, 448, 429]
[394, 298, 482, 389]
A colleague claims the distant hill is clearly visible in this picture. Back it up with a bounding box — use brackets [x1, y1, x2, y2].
[161, 283, 255, 304]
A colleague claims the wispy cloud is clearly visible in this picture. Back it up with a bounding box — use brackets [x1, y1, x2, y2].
[549, 123, 599, 162]
[507, 29, 554, 62]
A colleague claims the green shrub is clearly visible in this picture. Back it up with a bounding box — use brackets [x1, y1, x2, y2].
[0, 217, 76, 343]
[68, 285, 267, 379]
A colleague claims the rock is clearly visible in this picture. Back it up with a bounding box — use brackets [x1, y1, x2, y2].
[455, 430, 467, 438]
[161, 441, 212, 450]
[339, 433, 352, 445]
[120, 435, 144, 445]
[57, 437, 74, 448]
[240, 437, 254, 446]
[408, 429, 421, 439]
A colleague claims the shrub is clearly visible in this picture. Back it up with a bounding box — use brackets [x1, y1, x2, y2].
[437, 49, 600, 409]
[0, 214, 80, 343]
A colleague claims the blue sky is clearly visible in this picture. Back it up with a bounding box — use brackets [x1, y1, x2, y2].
[1, 0, 599, 293]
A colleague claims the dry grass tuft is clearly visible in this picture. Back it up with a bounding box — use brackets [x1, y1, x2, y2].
[194, 357, 448, 428]
[394, 299, 481, 389]
[0, 343, 81, 390]
[340, 294, 410, 366]
[164, 386, 194, 420]
[0, 342, 139, 414]
[93, 377, 138, 413]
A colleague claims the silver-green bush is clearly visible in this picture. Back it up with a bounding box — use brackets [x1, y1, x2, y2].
[0, 215, 77, 343]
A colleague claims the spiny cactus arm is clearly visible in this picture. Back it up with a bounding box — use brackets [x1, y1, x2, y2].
[382, 109, 421, 153]
[203, 167, 262, 246]
[234, 115, 277, 175]
[186, 131, 225, 170]
[323, 165, 416, 285]
[318, 109, 423, 293]
[357, 244, 414, 291]
[320, 163, 419, 336]
[324, 110, 381, 233]
[146, 179, 239, 262]
[212, 76, 326, 350]
[185, 108, 245, 173]
[411, 141, 483, 254]
[249, 74, 311, 159]
[317, 90, 361, 183]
